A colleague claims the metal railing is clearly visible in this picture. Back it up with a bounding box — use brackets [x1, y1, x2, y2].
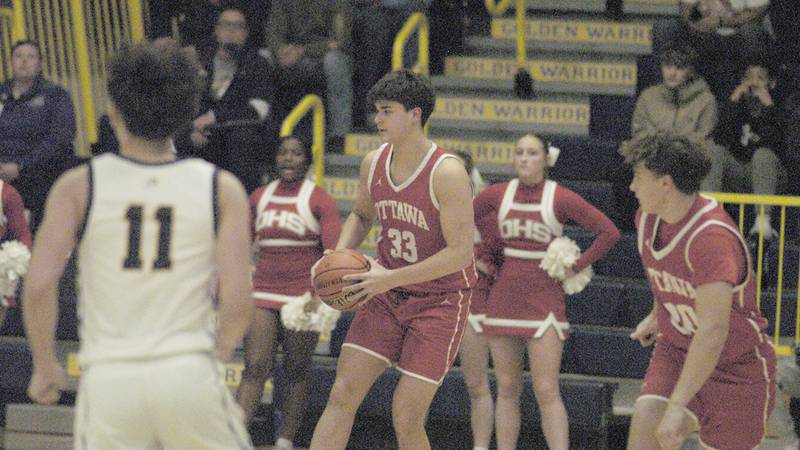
[705, 191, 800, 356]
[391, 12, 430, 135]
[484, 0, 528, 81]
[0, 0, 145, 156]
[280, 94, 326, 185]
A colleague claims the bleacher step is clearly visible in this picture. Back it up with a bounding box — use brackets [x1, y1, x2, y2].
[3, 431, 74, 450]
[623, 0, 679, 16]
[439, 55, 637, 96]
[5, 404, 73, 435]
[518, 0, 606, 13]
[485, 17, 652, 55]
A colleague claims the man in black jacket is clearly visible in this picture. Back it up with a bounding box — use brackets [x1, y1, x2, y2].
[707, 57, 787, 238]
[177, 6, 276, 193]
[0, 40, 76, 232]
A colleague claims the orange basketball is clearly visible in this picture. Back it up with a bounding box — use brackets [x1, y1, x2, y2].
[312, 249, 371, 311]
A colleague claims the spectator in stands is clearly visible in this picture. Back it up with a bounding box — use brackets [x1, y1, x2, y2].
[0, 180, 32, 331]
[176, 6, 276, 193]
[474, 134, 620, 450]
[172, 0, 270, 55]
[626, 133, 776, 450]
[705, 57, 787, 239]
[352, 0, 430, 128]
[451, 149, 495, 450]
[0, 40, 76, 232]
[264, 0, 353, 153]
[652, 0, 771, 99]
[768, 0, 800, 92]
[612, 42, 716, 230]
[236, 135, 341, 450]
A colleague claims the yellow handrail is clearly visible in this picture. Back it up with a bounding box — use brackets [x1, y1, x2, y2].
[515, 0, 526, 69]
[704, 191, 800, 357]
[391, 12, 429, 75]
[11, 0, 25, 41]
[280, 94, 325, 185]
[68, 0, 97, 145]
[391, 12, 430, 135]
[484, 0, 514, 16]
[126, 0, 145, 42]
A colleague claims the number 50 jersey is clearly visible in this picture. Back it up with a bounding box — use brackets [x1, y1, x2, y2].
[77, 154, 219, 366]
[368, 143, 476, 293]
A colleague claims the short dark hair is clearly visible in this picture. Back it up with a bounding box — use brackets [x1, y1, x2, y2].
[106, 39, 204, 140]
[624, 133, 711, 194]
[659, 40, 698, 69]
[367, 69, 436, 125]
[11, 40, 41, 58]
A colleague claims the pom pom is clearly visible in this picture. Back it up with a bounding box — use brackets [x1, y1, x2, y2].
[0, 240, 30, 298]
[280, 292, 341, 334]
[539, 237, 592, 294]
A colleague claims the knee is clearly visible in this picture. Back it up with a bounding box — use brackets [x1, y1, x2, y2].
[392, 397, 427, 436]
[325, 379, 362, 415]
[465, 374, 491, 400]
[495, 375, 523, 401]
[752, 147, 780, 168]
[532, 377, 561, 405]
[242, 353, 273, 381]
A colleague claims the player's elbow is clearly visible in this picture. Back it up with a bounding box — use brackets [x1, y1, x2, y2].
[697, 319, 729, 349]
[451, 243, 474, 271]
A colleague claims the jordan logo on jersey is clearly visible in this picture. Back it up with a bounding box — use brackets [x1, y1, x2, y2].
[374, 199, 430, 231]
[646, 268, 696, 300]
[256, 209, 308, 236]
[500, 218, 552, 243]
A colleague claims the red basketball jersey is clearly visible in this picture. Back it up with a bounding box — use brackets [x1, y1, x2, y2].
[368, 143, 476, 293]
[637, 196, 770, 362]
[251, 179, 340, 298]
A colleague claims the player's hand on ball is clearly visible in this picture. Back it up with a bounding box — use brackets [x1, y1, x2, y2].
[28, 359, 66, 405]
[630, 313, 658, 347]
[341, 255, 392, 308]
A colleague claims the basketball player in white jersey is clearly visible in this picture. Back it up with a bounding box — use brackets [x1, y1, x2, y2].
[24, 39, 254, 449]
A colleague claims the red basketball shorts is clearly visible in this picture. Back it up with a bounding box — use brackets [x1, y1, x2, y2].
[639, 340, 776, 450]
[343, 288, 472, 385]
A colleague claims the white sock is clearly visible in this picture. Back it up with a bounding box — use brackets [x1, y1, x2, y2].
[474, 447, 489, 450]
[275, 437, 293, 450]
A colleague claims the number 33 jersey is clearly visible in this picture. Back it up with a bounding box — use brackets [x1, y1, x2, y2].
[77, 154, 219, 366]
[636, 195, 769, 363]
[368, 143, 476, 294]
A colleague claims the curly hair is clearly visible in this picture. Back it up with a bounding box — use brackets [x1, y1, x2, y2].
[106, 39, 204, 140]
[624, 133, 711, 194]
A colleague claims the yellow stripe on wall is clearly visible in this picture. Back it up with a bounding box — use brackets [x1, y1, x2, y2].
[345, 134, 516, 164]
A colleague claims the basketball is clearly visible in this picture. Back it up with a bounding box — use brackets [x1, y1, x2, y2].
[312, 249, 371, 311]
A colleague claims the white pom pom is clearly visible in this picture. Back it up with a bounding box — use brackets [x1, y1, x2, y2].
[280, 293, 314, 332]
[562, 266, 593, 294]
[280, 292, 341, 334]
[539, 236, 593, 294]
[0, 240, 30, 298]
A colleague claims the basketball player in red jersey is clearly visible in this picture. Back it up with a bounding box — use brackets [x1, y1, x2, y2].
[473, 133, 620, 449]
[0, 179, 32, 328]
[309, 69, 477, 450]
[236, 135, 341, 450]
[626, 133, 776, 450]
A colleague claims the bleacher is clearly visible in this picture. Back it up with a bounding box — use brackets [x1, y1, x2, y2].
[2, 0, 798, 448]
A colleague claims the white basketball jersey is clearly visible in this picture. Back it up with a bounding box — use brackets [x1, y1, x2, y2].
[77, 154, 218, 366]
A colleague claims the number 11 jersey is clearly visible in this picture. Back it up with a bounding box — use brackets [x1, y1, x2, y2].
[77, 154, 219, 366]
[368, 143, 476, 293]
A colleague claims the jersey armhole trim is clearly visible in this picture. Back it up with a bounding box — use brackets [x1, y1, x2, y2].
[212, 168, 220, 236]
[76, 163, 94, 243]
[429, 154, 459, 210]
[366, 143, 388, 196]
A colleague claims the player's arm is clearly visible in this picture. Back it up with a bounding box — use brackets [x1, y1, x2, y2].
[669, 281, 732, 406]
[336, 150, 378, 250]
[3, 184, 32, 248]
[23, 166, 88, 404]
[214, 170, 254, 361]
